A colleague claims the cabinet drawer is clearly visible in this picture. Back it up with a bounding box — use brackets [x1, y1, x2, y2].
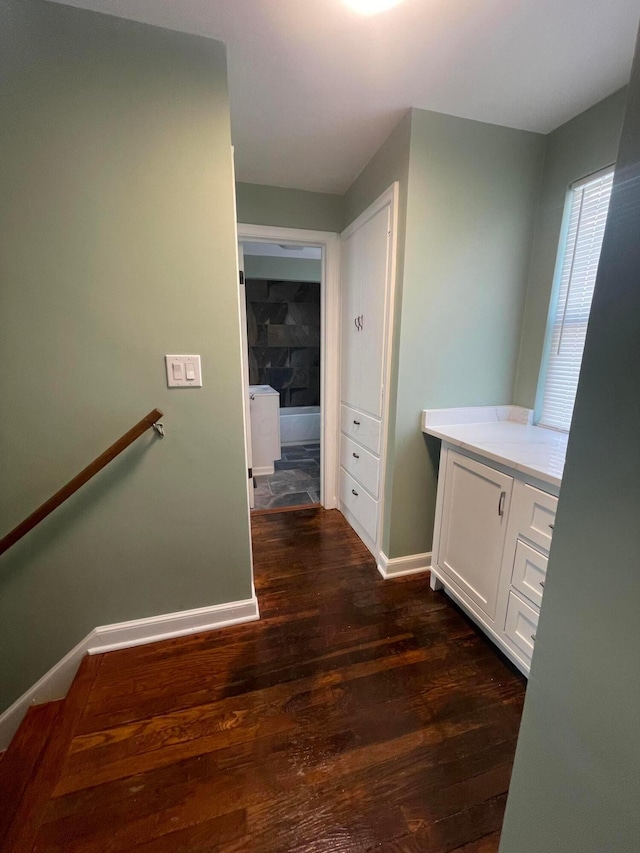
[504, 591, 539, 664]
[340, 434, 380, 499]
[340, 405, 381, 456]
[339, 467, 378, 543]
[512, 481, 558, 554]
[512, 539, 547, 608]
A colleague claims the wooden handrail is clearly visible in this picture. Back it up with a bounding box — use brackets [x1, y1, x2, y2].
[0, 408, 164, 556]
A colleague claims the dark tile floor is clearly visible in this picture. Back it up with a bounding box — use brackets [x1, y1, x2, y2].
[253, 443, 321, 510]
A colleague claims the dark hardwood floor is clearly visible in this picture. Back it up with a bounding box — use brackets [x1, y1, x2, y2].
[11, 508, 526, 852]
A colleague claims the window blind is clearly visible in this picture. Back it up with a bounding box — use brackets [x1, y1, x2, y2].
[539, 168, 614, 432]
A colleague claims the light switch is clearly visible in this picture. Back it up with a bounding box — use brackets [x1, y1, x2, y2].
[165, 355, 202, 388]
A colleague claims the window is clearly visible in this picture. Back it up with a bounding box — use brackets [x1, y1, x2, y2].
[538, 167, 614, 432]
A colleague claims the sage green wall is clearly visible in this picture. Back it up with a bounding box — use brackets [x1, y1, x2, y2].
[0, 1, 252, 712]
[342, 111, 412, 229]
[236, 182, 343, 233]
[387, 109, 545, 558]
[244, 255, 321, 282]
[342, 111, 412, 554]
[512, 89, 627, 408]
[500, 39, 640, 851]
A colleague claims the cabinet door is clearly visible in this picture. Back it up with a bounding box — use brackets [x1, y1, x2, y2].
[437, 452, 513, 619]
[357, 204, 390, 418]
[340, 228, 362, 410]
[341, 201, 390, 417]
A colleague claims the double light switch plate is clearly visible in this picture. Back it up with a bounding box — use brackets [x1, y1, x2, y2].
[165, 355, 202, 388]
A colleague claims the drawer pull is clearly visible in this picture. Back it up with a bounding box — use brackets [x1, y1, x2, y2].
[498, 491, 506, 517]
[352, 452, 360, 459]
[549, 523, 554, 529]
[353, 420, 360, 425]
[540, 581, 545, 588]
[531, 634, 537, 642]
[351, 488, 358, 496]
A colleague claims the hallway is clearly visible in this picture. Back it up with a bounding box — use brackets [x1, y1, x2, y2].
[4, 509, 525, 851]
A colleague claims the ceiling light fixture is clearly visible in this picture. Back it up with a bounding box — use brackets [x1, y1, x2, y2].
[343, 0, 405, 15]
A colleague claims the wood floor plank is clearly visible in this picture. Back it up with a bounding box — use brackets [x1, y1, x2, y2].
[0, 701, 63, 849]
[4, 655, 102, 853]
[12, 508, 525, 851]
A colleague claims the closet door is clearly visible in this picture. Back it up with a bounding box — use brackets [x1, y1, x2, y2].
[340, 228, 362, 410]
[358, 204, 390, 418]
[338, 182, 398, 559]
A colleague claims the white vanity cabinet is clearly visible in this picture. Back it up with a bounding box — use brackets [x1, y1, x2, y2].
[431, 445, 559, 675]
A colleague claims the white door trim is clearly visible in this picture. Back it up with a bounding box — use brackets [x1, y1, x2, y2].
[230, 152, 255, 581]
[236, 243, 254, 509]
[237, 224, 340, 510]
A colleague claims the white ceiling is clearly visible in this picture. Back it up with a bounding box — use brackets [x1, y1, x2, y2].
[49, 0, 639, 194]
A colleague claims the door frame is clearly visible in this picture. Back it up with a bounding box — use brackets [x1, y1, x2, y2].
[236, 243, 254, 509]
[237, 224, 340, 510]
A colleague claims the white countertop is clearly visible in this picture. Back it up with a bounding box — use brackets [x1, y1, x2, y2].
[249, 384, 279, 396]
[422, 406, 568, 488]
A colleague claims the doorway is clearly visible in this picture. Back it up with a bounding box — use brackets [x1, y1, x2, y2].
[237, 225, 340, 514]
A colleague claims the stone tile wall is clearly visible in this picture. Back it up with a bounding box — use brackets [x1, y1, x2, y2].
[246, 279, 321, 408]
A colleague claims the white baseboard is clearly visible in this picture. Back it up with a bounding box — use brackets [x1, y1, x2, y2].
[88, 597, 260, 654]
[0, 635, 91, 752]
[0, 595, 259, 751]
[252, 465, 274, 477]
[377, 551, 432, 579]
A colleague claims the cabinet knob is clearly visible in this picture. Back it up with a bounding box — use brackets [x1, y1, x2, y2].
[352, 452, 360, 459]
[540, 581, 545, 588]
[531, 634, 537, 642]
[549, 523, 555, 530]
[353, 420, 360, 426]
[352, 488, 358, 496]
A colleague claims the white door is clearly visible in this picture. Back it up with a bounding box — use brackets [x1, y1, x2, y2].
[340, 229, 362, 410]
[437, 451, 513, 619]
[237, 242, 254, 509]
[358, 204, 390, 418]
[340, 202, 390, 418]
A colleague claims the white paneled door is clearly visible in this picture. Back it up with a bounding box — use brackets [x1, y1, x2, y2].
[340, 203, 390, 419]
[340, 224, 362, 413]
[358, 203, 390, 419]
